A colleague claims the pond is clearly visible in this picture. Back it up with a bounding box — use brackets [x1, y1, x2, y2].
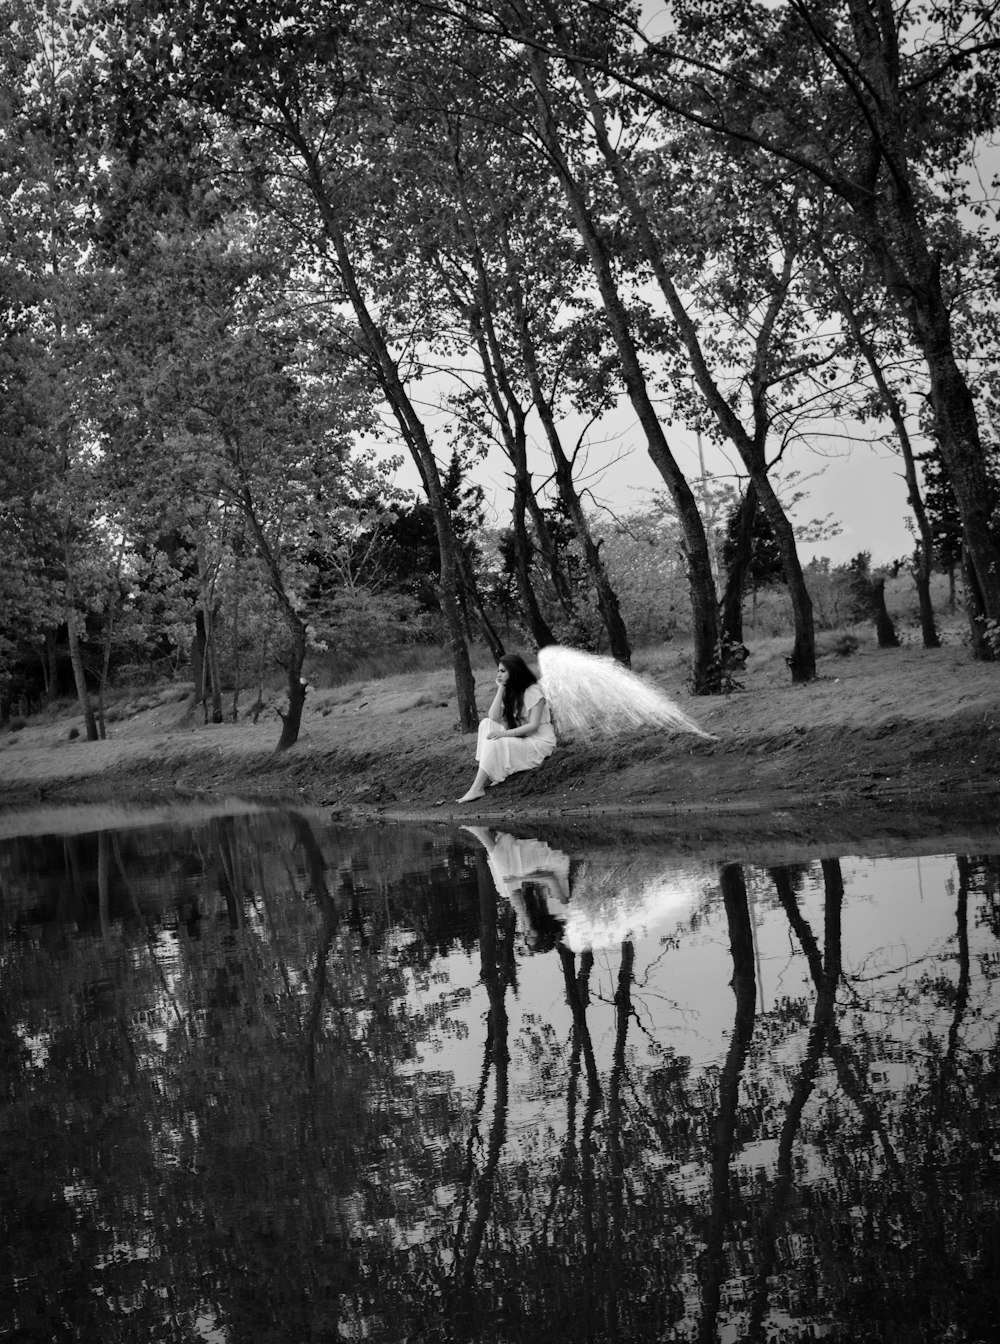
[1, 803, 998, 1343]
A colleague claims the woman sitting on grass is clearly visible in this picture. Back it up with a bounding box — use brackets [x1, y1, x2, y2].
[457, 653, 556, 803]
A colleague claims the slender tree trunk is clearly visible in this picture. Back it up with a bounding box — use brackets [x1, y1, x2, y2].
[511, 476, 558, 648]
[97, 626, 110, 740]
[205, 612, 223, 724]
[191, 608, 208, 712]
[196, 542, 224, 725]
[466, 288, 557, 647]
[500, 226, 631, 659]
[525, 492, 579, 623]
[553, 454, 632, 664]
[66, 603, 98, 741]
[271, 108, 479, 727]
[746, 860, 843, 1339]
[457, 549, 505, 661]
[698, 863, 757, 1344]
[36, 639, 49, 703]
[527, 50, 719, 688]
[870, 576, 900, 648]
[818, 244, 940, 647]
[846, 0, 1000, 655]
[41, 630, 58, 703]
[312, 208, 477, 728]
[236, 481, 310, 750]
[456, 850, 510, 1290]
[720, 485, 758, 646]
[277, 638, 308, 751]
[62, 532, 99, 740]
[446, 156, 580, 629]
[604, 939, 635, 1334]
[571, 64, 814, 678]
[231, 533, 243, 722]
[911, 555, 938, 650]
[755, 472, 816, 680]
[456, 259, 564, 645]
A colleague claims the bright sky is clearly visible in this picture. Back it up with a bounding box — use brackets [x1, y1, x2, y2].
[383, 1, 998, 574]
[389, 385, 918, 567]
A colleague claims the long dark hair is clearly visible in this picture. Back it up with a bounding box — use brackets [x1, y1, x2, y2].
[499, 653, 538, 728]
[519, 881, 565, 954]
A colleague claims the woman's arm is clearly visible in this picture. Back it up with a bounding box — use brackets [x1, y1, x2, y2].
[487, 682, 505, 723]
[493, 694, 545, 739]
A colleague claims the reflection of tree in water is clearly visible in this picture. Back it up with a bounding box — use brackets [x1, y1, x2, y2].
[796, 853, 1000, 1342]
[1, 812, 483, 1342]
[2, 821, 1000, 1341]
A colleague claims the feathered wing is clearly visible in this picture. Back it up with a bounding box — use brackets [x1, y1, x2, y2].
[537, 645, 716, 740]
[561, 855, 708, 953]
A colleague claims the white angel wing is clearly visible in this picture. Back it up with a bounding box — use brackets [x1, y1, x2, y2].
[537, 644, 716, 740]
[561, 858, 706, 953]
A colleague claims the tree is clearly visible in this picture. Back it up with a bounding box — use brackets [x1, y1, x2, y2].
[530, 0, 1000, 656]
[95, 0, 481, 728]
[113, 231, 380, 747]
[847, 550, 901, 648]
[518, 40, 722, 689]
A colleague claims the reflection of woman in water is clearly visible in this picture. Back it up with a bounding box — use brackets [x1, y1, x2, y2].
[457, 653, 557, 804]
[465, 827, 704, 954]
[463, 827, 570, 950]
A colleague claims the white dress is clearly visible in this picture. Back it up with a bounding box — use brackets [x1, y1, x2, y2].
[483, 831, 571, 903]
[476, 683, 556, 784]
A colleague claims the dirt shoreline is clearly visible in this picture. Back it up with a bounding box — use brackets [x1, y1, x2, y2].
[1, 641, 998, 856]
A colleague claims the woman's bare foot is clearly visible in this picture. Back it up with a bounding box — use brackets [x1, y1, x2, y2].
[457, 768, 493, 803]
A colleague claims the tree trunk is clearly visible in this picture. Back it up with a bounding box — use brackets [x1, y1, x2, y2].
[553, 452, 632, 664]
[448, 156, 581, 632]
[818, 244, 940, 648]
[457, 849, 510, 1287]
[457, 549, 505, 661]
[500, 227, 631, 660]
[191, 608, 208, 711]
[755, 473, 816, 681]
[845, 0, 1000, 655]
[41, 630, 58, 703]
[569, 62, 813, 679]
[320, 219, 478, 728]
[237, 481, 311, 750]
[527, 51, 719, 689]
[698, 862, 757, 1344]
[525, 493, 579, 623]
[720, 485, 758, 646]
[870, 576, 900, 648]
[267, 107, 478, 726]
[910, 551, 938, 648]
[277, 635, 308, 751]
[205, 615, 224, 724]
[511, 476, 558, 650]
[231, 535, 243, 722]
[459, 266, 572, 643]
[196, 542, 224, 724]
[66, 604, 99, 741]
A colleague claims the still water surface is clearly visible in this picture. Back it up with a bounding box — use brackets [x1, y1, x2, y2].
[1, 805, 998, 1343]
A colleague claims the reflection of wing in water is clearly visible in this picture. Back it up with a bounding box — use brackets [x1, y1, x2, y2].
[538, 644, 715, 740]
[561, 854, 704, 953]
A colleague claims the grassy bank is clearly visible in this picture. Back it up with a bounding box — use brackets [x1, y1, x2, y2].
[2, 629, 999, 851]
